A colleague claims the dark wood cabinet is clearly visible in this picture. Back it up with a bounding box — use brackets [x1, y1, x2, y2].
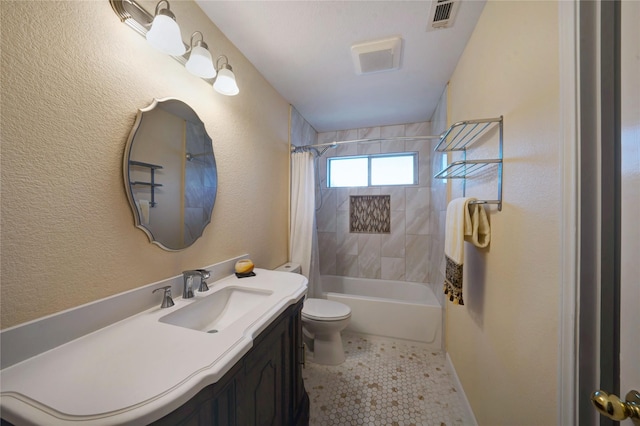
[235, 310, 286, 425]
[291, 305, 308, 425]
[153, 298, 309, 426]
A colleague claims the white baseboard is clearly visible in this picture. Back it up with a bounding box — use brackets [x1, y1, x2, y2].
[446, 352, 478, 426]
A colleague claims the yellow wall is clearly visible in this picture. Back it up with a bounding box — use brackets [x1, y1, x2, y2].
[0, 1, 290, 328]
[446, 1, 560, 424]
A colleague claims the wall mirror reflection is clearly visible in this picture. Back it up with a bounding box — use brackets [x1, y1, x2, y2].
[123, 98, 217, 251]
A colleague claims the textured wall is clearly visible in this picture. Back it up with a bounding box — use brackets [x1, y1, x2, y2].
[445, 1, 560, 424]
[0, 1, 290, 328]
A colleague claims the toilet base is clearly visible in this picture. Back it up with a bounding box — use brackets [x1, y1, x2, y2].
[305, 331, 346, 365]
[301, 299, 351, 366]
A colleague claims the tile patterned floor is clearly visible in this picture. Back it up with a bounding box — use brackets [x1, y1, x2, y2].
[302, 333, 470, 426]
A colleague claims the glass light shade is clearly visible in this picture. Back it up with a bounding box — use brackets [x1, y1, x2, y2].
[185, 45, 216, 78]
[213, 67, 239, 96]
[146, 13, 186, 56]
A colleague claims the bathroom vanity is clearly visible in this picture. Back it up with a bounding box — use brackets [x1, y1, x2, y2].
[152, 298, 309, 425]
[0, 264, 309, 426]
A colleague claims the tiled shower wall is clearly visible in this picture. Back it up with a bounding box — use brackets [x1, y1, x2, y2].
[315, 121, 437, 287]
[428, 88, 448, 302]
[291, 100, 448, 303]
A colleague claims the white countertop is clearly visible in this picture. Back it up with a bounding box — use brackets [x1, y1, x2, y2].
[0, 269, 307, 425]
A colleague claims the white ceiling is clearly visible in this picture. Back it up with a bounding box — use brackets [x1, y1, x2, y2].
[197, 1, 486, 132]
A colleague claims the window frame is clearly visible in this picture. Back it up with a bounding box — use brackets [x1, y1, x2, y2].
[326, 152, 419, 188]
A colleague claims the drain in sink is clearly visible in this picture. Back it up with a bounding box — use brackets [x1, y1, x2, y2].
[207, 329, 218, 334]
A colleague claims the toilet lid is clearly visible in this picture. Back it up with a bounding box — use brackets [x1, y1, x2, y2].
[302, 298, 351, 321]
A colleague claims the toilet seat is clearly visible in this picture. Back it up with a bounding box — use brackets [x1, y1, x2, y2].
[302, 298, 351, 322]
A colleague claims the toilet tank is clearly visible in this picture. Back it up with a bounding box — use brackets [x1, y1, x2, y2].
[275, 262, 301, 274]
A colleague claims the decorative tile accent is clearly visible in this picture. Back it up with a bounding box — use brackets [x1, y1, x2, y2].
[303, 333, 468, 425]
[350, 195, 391, 234]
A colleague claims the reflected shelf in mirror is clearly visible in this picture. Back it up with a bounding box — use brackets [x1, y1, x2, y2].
[129, 160, 163, 207]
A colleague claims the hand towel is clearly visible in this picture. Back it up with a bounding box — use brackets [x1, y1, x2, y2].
[467, 202, 491, 248]
[443, 198, 491, 305]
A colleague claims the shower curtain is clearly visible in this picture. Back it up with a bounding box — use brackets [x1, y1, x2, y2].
[290, 151, 321, 298]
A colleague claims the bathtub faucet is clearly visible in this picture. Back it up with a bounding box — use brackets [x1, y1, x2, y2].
[182, 269, 211, 299]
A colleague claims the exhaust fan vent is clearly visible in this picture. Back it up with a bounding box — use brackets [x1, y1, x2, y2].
[426, 0, 460, 31]
[351, 36, 403, 75]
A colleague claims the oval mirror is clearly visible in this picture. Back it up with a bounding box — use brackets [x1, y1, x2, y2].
[123, 98, 217, 251]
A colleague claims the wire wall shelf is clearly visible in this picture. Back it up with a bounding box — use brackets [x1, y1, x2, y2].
[434, 116, 503, 211]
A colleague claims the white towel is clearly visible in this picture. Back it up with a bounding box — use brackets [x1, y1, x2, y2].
[467, 202, 491, 248]
[443, 198, 491, 305]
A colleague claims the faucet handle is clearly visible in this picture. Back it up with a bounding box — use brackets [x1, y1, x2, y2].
[152, 286, 175, 309]
[196, 269, 211, 292]
[196, 269, 211, 279]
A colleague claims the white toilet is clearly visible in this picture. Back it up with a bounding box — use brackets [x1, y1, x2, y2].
[275, 263, 351, 365]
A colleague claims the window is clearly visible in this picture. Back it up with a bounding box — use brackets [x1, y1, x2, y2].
[327, 153, 418, 188]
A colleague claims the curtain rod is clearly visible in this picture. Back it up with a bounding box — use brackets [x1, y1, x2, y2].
[291, 135, 442, 154]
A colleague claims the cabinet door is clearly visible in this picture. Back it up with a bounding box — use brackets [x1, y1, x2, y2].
[292, 303, 305, 414]
[152, 377, 236, 426]
[291, 301, 310, 426]
[236, 319, 287, 426]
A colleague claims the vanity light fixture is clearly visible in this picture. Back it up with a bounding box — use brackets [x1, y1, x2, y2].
[213, 55, 240, 96]
[109, 0, 239, 96]
[185, 32, 216, 79]
[146, 0, 185, 56]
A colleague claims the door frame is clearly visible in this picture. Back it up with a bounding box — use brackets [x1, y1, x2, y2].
[558, 1, 622, 425]
[558, 1, 579, 425]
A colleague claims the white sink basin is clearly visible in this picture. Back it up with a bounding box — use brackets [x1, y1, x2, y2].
[159, 286, 273, 333]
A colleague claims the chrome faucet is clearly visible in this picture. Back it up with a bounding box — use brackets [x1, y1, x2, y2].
[152, 286, 175, 309]
[182, 269, 211, 299]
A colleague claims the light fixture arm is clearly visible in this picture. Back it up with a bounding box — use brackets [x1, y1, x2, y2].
[215, 55, 232, 72]
[153, 0, 171, 17]
[186, 31, 207, 55]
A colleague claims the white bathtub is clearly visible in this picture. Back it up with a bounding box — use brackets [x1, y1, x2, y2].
[320, 275, 442, 348]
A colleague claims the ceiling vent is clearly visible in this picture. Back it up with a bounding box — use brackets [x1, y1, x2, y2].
[426, 0, 460, 31]
[351, 36, 403, 75]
